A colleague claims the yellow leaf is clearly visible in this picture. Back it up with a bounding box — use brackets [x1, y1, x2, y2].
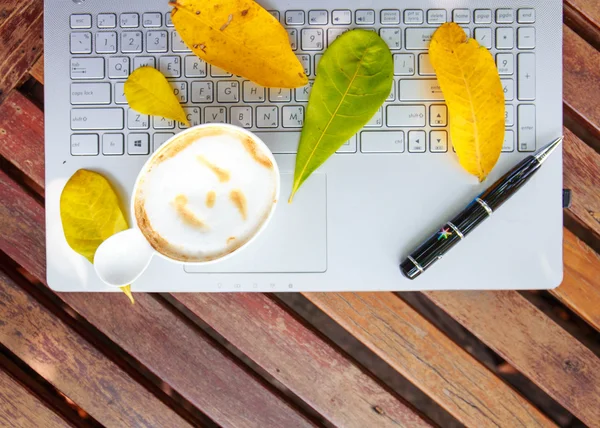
[429, 23, 505, 181]
[170, 0, 308, 88]
[120, 285, 135, 304]
[60, 170, 134, 304]
[125, 67, 190, 127]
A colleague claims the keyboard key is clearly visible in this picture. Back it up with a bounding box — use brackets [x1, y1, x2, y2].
[405, 28, 435, 50]
[518, 104, 536, 152]
[496, 9, 515, 24]
[505, 105, 515, 126]
[210, 65, 232, 77]
[380, 28, 401, 50]
[453, 9, 470, 24]
[166, 12, 174, 27]
[361, 131, 405, 153]
[518, 53, 536, 100]
[365, 107, 383, 127]
[191, 82, 213, 103]
[70, 58, 104, 79]
[102, 134, 124, 155]
[285, 11, 304, 25]
[328, 28, 348, 47]
[70, 32, 92, 54]
[269, 88, 292, 103]
[386, 105, 426, 127]
[205, 106, 227, 124]
[282, 106, 304, 128]
[355, 10, 375, 25]
[185, 56, 206, 77]
[501, 79, 514, 101]
[418, 53, 435, 75]
[108, 57, 130, 79]
[70, 14, 91, 29]
[179, 107, 201, 129]
[296, 54, 311, 76]
[268, 11, 280, 21]
[380, 10, 400, 25]
[517, 9, 535, 24]
[337, 135, 357, 153]
[474, 9, 492, 24]
[474, 28, 492, 49]
[502, 130, 515, 152]
[286, 28, 298, 50]
[133, 56, 156, 70]
[314, 54, 323, 74]
[496, 53, 514, 75]
[154, 116, 175, 129]
[430, 130, 448, 152]
[332, 10, 352, 25]
[171, 81, 188, 103]
[430, 105, 447, 126]
[159, 56, 181, 77]
[128, 109, 149, 129]
[154, 133, 175, 151]
[404, 10, 424, 24]
[231, 107, 253, 128]
[98, 13, 117, 28]
[295, 81, 314, 102]
[128, 133, 150, 155]
[518, 27, 536, 49]
[114, 83, 126, 104]
[120, 13, 139, 28]
[217, 81, 240, 102]
[399, 79, 443, 101]
[71, 134, 98, 155]
[408, 131, 426, 152]
[393, 54, 415, 75]
[96, 32, 117, 53]
[143, 12, 162, 28]
[71, 108, 124, 130]
[147, 31, 168, 53]
[243, 81, 265, 102]
[121, 31, 143, 53]
[427, 10, 447, 25]
[387, 84, 396, 102]
[309, 10, 328, 25]
[71, 83, 111, 105]
[302, 29, 324, 50]
[255, 132, 300, 153]
[496, 28, 514, 49]
[256, 106, 279, 128]
[172, 31, 191, 52]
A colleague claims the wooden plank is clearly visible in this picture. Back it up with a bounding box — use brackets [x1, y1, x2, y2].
[0, 0, 43, 101]
[0, 91, 45, 188]
[0, 270, 190, 427]
[0, 172, 315, 428]
[565, 0, 600, 32]
[551, 229, 600, 332]
[175, 293, 432, 428]
[29, 54, 43, 84]
[303, 292, 555, 428]
[0, 370, 69, 428]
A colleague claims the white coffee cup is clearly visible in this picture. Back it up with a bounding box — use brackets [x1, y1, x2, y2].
[94, 124, 280, 287]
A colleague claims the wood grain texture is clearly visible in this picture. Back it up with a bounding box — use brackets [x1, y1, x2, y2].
[0, 172, 314, 428]
[0, 270, 190, 428]
[423, 290, 600, 427]
[303, 292, 555, 428]
[29, 54, 43, 84]
[0, 0, 43, 101]
[551, 229, 600, 332]
[175, 293, 431, 428]
[0, 370, 69, 428]
[565, 0, 600, 31]
[0, 91, 45, 187]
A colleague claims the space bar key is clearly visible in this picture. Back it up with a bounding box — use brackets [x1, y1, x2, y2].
[254, 132, 300, 154]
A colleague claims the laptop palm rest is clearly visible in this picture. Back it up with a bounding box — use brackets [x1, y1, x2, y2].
[184, 173, 327, 274]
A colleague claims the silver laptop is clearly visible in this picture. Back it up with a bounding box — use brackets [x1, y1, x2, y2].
[44, 0, 563, 292]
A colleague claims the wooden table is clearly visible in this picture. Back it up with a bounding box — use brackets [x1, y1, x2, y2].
[1, 1, 599, 426]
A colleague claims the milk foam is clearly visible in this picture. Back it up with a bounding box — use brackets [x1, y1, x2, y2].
[135, 127, 278, 262]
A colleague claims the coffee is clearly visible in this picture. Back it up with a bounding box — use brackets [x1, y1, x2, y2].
[134, 125, 279, 262]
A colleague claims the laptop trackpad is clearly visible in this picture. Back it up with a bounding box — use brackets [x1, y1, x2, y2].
[184, 173, 327, 273]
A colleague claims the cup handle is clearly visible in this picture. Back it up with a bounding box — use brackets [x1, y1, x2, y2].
[94, 228, 154, 288]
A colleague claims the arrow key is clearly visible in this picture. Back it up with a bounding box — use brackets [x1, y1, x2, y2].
[430, 130, 448, 152]
[408, 130, 427, 153]
[429, 105, 447, 127]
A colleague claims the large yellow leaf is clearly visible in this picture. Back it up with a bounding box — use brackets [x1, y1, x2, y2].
[170, 0, 308, 88]
[429, 23, 505, 181]
[60, 170, 134, 303]
[125, 67, 189, 127]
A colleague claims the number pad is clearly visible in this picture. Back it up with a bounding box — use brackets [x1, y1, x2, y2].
[96, 32, 117, 53]
[496, 53, 514, 75]
[121, 31, 142, 53]
[147, 31, 168, 53]
[302, 29, 323, 50]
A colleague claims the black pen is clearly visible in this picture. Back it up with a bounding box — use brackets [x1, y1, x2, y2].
[400, 137, 563, 280]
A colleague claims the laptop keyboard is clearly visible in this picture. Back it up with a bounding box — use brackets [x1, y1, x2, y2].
[69, 7, 537, 157]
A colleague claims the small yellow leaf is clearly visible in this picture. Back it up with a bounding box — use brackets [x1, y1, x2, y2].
[120, 285, 135, 304]
[60, 170, 134, 303]
[170, 0, 308, 88]
[125, 67, 190, 126]
[429, 23, 505, 181]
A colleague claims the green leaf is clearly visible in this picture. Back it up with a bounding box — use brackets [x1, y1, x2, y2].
[290, 29, 393, 201]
